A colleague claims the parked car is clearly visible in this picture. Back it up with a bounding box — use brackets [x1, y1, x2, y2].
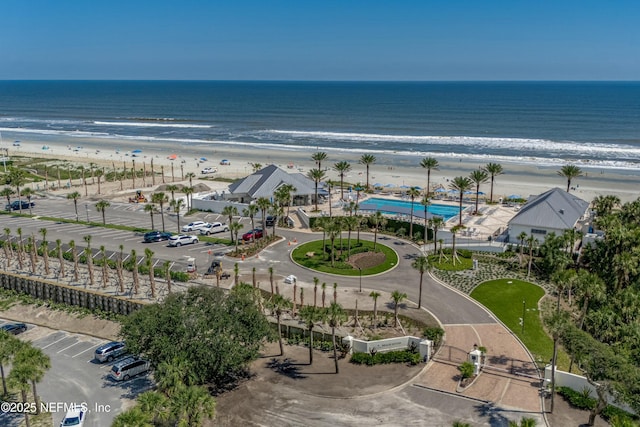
[109, 357, 150, 381]
[143, 231, 173, 243]
[242, 228, 264, 241]
[0, 322, 27, 335]
[284, 275, 297, 284]
[5, 200, 35, 211]
[199, 222, 229, 235]
[59, 405, 87, 427]
[168, 234, 199, 247]
[265, 215, 277, 227]
[94, 341, 127, 363]
[181, 221, 208, 232]
[201, 167, 217, 174]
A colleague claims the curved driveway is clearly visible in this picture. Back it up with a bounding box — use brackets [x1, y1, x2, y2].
[242, 228, 496, 326]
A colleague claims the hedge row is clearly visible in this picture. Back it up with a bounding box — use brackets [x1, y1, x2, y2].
[350, 349, 421, 366]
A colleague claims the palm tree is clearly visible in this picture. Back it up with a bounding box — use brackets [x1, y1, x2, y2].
[450, 224, 463, 265]
[21, 187, 34, 215]
[222, 205, 239, 242]
[95, 168, 103, 194]
[171, 384, 216, 426]
[256, 197, 271, 235]
[0, 331, 20, 395]
[39, 228, 50, 275]
[95, 199, 110, 225]
[343, 215, 359, 256]
[69, 240, 79, 281]
[163, 260, 172, 294]
[420, 157, 439, 196]
[333, 282, 338, 304]
[8, 359, 33, 427]
[0, 187, 15, 207]
[333, 160, 351, 201]
[137, 391, 170, 425]
[412, 256, 429, 308]
[7, 167, 26, 213]
[14, 345, 51, 415]
[312, 151, 328, 170]
[99, 245, 109, 288]
[327, 302, 345, 373]
[131, 249, 140, 294]
[557, 164, 583, 192]
[420, 195, 430, 240]
[230, 221, 243, 252]
[299, 305, 323, 365]
[407, 186, 421, 239]
[274, 183, 296, 223]
[112, 406, 152, 427]
[267, 293, 291, 356]
[369, 291, 381, 327]
[67, 191, 81, 222]
[391, 290, 407, 327]
[518, 231, 528, 266]
[307, 168, 326, 211]
[449, 176, 473, 225]
[469, 169, 489, 214]
[483, 163, 504, 203]
[592, 194, 620, 217]
[242, 204, 259, 242]
[84, 246, 94, 287]
[526, 235, 537, 278]
[144, 203, 156, 230]
[166, 184, 179, 201]
[145, 248, 156, 298]
[183, 186, 194, 211]
[372, 211, 387, 251]
[321, 282, 327, 307]
[359, 154, 376, 190]
[186, 171, 196, 188]
[16, 227, 24, 270]
[325, 218, 341, 267]
[55, 239, 64, 278]
[170, 198, 185, 232]
[27, 235, 37, 274]
[151, 192, 168, 232]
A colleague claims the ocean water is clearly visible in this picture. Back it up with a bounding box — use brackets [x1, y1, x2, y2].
[1, 81, 639, 169]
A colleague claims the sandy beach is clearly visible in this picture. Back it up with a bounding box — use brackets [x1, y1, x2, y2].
[3, 134, 640, 204]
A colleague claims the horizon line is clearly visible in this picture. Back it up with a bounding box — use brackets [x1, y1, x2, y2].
[1, 79, 640, 83]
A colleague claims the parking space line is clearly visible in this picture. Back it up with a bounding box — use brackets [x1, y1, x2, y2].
[72, 345, 98, 358]
[41, 335, 69, 349]
[57, 341, 82, 353]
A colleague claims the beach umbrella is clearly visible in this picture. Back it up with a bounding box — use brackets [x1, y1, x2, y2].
[132, 149, 142, 154]
[373, 183, 384, 188]
[414, 186, 422, 190]
[464, 190, 474, 195]
[167, 154, 177, 160]
[478, 191, 486, 195]
[384, 184, 395, 188]
[435, 188, 447, 193]
[400, 185, 410, 189]
[200, 157, 207, 161]
[508, 194, 521, 200]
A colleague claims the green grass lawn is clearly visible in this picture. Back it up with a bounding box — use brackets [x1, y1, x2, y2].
[291, 239, 398, 276]
[471, 278, 570, 370]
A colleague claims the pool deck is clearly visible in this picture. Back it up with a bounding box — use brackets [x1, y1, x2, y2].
[317, 191, 520, 242]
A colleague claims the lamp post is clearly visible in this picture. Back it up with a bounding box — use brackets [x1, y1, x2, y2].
[357, 266, 362, 292]
[85, 203, 90, 223]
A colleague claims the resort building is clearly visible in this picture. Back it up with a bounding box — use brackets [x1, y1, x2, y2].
[226, 164, 320, 205]
[507, 187, 590, 242]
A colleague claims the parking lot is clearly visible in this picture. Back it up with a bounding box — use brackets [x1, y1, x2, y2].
[1, 320, 152, 427]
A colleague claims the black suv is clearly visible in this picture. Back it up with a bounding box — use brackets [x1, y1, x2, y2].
[265, 215, 277, 227]
[143, 231, 172, 243]
[5, 200, 34, 211]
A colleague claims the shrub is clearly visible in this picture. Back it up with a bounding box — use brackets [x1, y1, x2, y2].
[556, 386, 596, 410]
[423, 326, 445, 346]
[349, 349, 421, 366]
[458, 361, 475, 379]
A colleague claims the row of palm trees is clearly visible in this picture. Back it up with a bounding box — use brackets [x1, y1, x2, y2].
[0, 331, 51, 427]
[1, 228, 173, 298]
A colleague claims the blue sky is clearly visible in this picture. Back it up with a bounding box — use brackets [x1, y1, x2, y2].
[2, 1, 639, 80]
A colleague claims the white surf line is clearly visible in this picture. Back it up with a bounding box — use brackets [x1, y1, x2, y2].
[41, 335, 68, 349]
[57, 341, 82, 354]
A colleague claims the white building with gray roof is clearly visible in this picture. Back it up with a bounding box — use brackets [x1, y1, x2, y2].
[508, 187, 591, 242]
[227, 164, 321, 205]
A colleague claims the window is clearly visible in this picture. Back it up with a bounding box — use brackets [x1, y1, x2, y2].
[531, 229, 547, 235]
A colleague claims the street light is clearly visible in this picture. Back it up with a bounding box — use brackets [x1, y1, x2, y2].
[85, 203, 90, 222]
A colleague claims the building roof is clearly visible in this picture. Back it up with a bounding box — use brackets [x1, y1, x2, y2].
[228, 164, 318, 199]
[509, 187, 590, 230]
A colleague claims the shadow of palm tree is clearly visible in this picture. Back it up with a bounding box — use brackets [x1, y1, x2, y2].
[266, 358, 307, 380]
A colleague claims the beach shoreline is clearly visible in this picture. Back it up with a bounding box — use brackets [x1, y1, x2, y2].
[2, 132, 639, 204]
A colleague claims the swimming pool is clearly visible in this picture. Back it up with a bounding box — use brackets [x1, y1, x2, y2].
[358, 197, 461, 222]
